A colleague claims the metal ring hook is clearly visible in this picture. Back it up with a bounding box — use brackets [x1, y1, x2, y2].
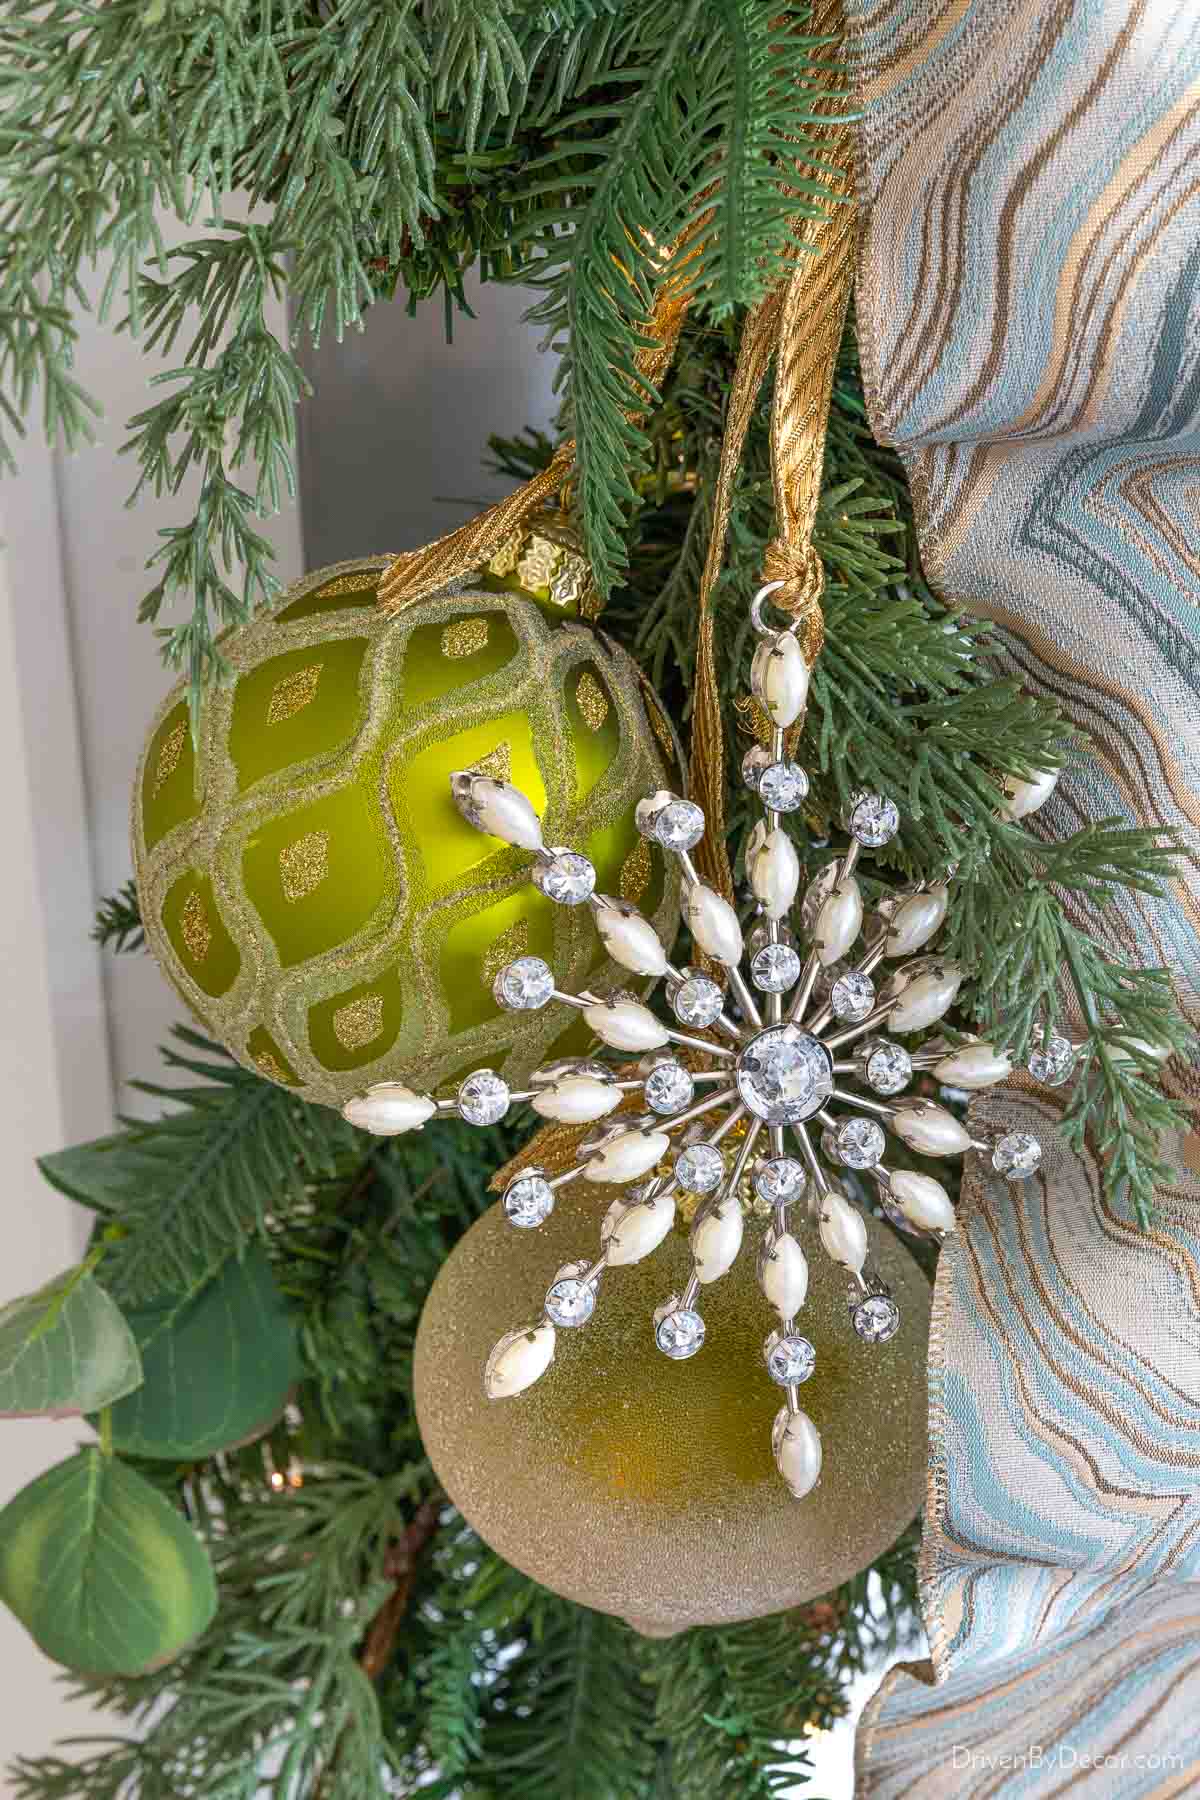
[749, 580, 795, 640]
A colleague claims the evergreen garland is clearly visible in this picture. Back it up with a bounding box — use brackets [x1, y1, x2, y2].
[0, 3, 1192, 1792]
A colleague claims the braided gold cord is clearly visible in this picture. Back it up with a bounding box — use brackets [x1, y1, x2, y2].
[689, 0, 857, 898]
[688, 280, 788, 898]
[765, 0, 857, 658]
[375, 276, 692, 616]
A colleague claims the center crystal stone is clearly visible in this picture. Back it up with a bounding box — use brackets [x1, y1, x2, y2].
[735, 1025, 833, 1124]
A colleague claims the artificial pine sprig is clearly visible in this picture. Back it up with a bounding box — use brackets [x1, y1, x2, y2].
[11, 1114, 920, 1800]
[0, 1, 836, 683]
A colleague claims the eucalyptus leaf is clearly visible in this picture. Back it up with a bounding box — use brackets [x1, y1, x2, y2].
[105, 1245, 301, 1459]
[38, 1133, 132, 1214]
[0, 1448, 216, 1675]
[0, 1267, 142, 1417]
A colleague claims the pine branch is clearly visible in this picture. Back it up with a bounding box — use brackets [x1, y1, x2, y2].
[38, 1027, 359, 1306]
[92, 881, 145, 954]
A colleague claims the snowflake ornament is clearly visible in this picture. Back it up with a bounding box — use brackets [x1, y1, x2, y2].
[343, 585, 1044, 1499]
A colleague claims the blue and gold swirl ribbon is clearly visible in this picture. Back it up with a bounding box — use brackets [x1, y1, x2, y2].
[845, 0, 1200, 1788]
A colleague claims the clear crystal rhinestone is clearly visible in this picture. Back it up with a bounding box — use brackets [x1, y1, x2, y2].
[835, 1116, 887, 1169]
[1028, 1033, 1074, 1087]
[672, 975, 724, 1028]
[545, 1277, 596, 1328]
[765, 1332, 816, 1385]
[736, 1026, 833, 1124]
[758, 761, 809, 813]
[644, 1061, 695, 1115]
[656, 1308, 706, 1359]
[504, 1173, 555, 1227]
[751, 943, 802, 993]
[649, 798, 705, 851]
[830, 970, 875, 1021]
[753, 1156, 807, 1204]
[493, 955, 555, 1011]
[852, 1294, 901, 1343]
[846, 790, 900, 846]
[861, 1039, 912, 1096]
[533, 850, 596, 905]
[992, 1131, 1042, 1178]
[749, 920, 795, 956]
[675, 1143, 726, 1194]
[741, 746, 770, 792]
[457, 1069, 511, 1125]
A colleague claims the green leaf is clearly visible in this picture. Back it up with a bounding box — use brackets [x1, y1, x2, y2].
[37, 1027, 358, 1305]
[0, 1266, 142, 1418]
[38, 1134, 134, 1214]
[0, 1448, 216, 1675]
[105, 1246, 302, 1459]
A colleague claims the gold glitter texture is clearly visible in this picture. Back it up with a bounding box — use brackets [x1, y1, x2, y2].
[471, 741, 512, 783]
[279, 829, 330, 902]
[313, 573, 378, 600]
[620, 836, 653, 903]
[267, 662, 323, 724]
[575, 669, 610, 732]
[481, 919, 529, 988]
[333, 992, 384, 1050]
[644, 693, 678, 767]
[133, 552, 679, 1110]
[254, 1051, 288, 1083]
[153, 720, 186, 796]
[180, 890, 211, 963]
[414, 1183, 929, 1633]
[441, 617, 490, 659]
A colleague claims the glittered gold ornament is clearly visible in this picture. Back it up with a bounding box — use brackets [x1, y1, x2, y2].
[133, 531, 680, 1108]
[414, 1179, 929, 1634]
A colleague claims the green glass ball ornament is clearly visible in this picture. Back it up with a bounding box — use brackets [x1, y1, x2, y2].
[414, 1179, 930, 1635]
[133, 532, 681, 1108]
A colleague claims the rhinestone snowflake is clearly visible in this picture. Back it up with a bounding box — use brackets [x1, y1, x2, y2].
[343, 590, 1044, 1498]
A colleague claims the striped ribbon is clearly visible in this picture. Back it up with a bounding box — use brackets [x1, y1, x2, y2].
[845, 0, 1200, 1788]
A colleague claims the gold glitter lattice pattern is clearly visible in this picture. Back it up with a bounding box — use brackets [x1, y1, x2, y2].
[619, 837, 653, 903]
[180, 891, 211, 963]
[482, 920, 530, 988]
[442, 617, 490, 659]
[131, 557, 680, 1108]
[279, 829, 330, 902]
[333, 993, 384, 1051]
[153, 720, 186, 796]
[311, 573, 377, 601]
[575, 670, 610, 732]
[268, 663, 323, 724]
[471, 741, 512, 784]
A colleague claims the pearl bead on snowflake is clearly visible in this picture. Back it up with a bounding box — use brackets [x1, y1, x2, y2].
[342, 587, 1045, 1499]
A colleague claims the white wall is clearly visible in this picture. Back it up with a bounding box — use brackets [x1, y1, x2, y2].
[296, 273, 558, 569]
[0, 431, 121, 1782]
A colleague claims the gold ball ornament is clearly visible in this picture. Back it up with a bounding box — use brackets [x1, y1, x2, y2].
[414, 1179, 930, 1635]
[132, 530, 680, 1107]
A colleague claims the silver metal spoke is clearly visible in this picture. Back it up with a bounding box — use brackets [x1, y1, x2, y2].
[725, 962, 764, 1033]
[824, 998, 900, 1052]
[788, 949, 823, 1025]
[656, 1089, 739, 1134]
